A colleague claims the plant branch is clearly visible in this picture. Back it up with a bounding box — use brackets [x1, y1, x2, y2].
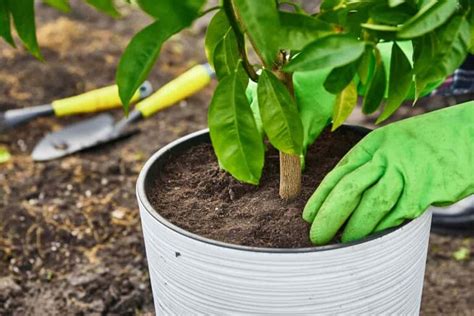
[199, 5, 221, 17]
[223, 0, 259, 82]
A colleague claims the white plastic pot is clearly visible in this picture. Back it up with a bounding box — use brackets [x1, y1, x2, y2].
[137, 129, 433, 315]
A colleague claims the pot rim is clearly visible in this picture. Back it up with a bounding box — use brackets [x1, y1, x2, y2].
[137, 128, 414, 254]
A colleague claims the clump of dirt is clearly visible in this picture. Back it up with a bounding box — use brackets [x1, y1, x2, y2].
[150, 127, 364, 248]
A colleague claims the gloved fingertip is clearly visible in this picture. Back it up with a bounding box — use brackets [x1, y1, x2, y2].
[309, 223, 333, 246]
[302, 203, 316, 223]
[374, 217, 405, 233]
[341, 230, 365, 244]
[302, 198, 318, 223]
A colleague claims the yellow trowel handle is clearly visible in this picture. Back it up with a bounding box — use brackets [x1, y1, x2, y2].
[52, 81, 152, 117]
[136, 64, 213, 118]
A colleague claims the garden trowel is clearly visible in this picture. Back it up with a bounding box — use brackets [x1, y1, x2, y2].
[0, 81, 153, 131]
[32, 63, 214, 161]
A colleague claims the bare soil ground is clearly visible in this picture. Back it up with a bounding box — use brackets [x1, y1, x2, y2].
[0, 2, 472, 315]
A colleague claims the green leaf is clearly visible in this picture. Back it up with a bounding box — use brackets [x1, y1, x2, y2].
[369, 4, 412, 25]
[86, 0, 120, 18]
[412, 32, 436, 75]
[320, 0, 346, 12]
[208, 69, 265, 185]
[470, 26, 474, 54]
[213, 29, 249, 88]
[377, 42, 412, 123]
[257, 70, 303, 156]
[245, 81, 264, 138]
[7, 0, 42, 59]
[415, 15, 470, 97]
[332, 81, 357, 131]
[0, 1, 14, 47]
[284, 34, 366, 72]
[137, 0, 205, 24]
[233, 0, 279, 65]
[469, 6, 474, 54]
[0, 146, 11, 164]
[324, 61, 358, 94]
[452, 246, 470, 261]
[213, 28, 240, 80]
[205, 10, 230, 68]
[357, 46, 374, 85]
[279, 11, 335, 51]
[43, 0, 71, 13]
[389, 0, 405, 7]
[397, 0, 458, 39]
[344, 5, 371, 36]
[293, 69, 335, 155]
[362, 48, 386, 114]
[117, 0, 204, 110]
[117, 21, 180, 111]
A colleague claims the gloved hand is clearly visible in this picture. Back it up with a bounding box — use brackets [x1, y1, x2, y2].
[303, 102, 474, 245]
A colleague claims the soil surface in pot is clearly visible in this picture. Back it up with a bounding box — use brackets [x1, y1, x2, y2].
[150, 128, 363, 248]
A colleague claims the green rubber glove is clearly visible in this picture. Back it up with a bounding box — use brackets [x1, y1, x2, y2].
[303, 102, 474, 245]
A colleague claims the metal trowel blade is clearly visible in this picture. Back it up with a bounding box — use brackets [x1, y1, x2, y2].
[32, 114, 138, 161]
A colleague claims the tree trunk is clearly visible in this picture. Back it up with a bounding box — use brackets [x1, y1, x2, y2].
[276, 67, 302, 200]
[279, 151, 301, 200]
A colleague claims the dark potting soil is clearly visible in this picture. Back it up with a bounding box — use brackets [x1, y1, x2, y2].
[149, 127, 364, 248]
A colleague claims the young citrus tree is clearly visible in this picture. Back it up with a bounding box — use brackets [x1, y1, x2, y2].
[2, 0, 474, 201]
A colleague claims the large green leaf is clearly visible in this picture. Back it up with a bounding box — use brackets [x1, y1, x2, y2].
[0, 2, 14, 47]
[397, 0, 458, 39]
[415, 15, 471, 97]
[233, 0, 279, 65]
[257, 70, 303, 156]
[293, 69, 335, 155]
[362, 48, 386, 114]
[377, 42, 412, 123]
[332, 81, 357, 131]
[205, 10, 230, 68]
[279, 12, 335, 51]
[324, 61, 358, 94]
[43, 0, 71, 13]
[117, 21, 180, 111]
[7, 0, 42, 59]
[86, 0, 120, 18]
[208, 69, 265, 185]
[284, 34, 366, 72]
[117, 0, 204, 110]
